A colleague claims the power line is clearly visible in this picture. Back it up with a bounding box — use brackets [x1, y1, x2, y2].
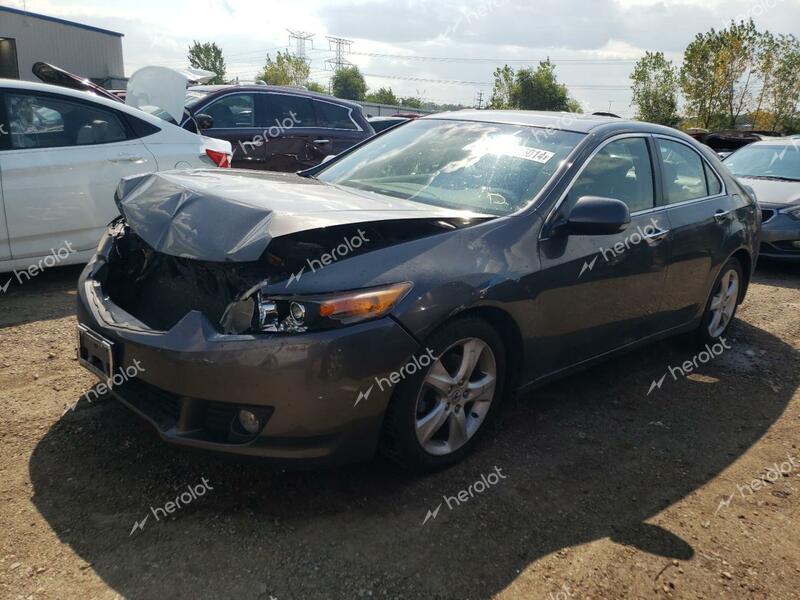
[362, 72, 630, 90]
[310, 48, 637, 65]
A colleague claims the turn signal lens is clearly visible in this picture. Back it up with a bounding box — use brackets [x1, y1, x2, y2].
[318, 283, 413, 321]
[205, 149, 231, 168]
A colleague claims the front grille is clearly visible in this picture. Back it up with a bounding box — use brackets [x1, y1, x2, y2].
[761, 208, 776, 223]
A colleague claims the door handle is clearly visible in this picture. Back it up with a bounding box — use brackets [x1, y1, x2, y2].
[643, 229, 670, 242]
[714, 209, 732, 223]
[313, 139, 331, 145]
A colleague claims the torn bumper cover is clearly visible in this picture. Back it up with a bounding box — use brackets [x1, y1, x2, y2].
[77, 250, 419, 463]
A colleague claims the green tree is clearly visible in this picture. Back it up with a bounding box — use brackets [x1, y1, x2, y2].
[630, 51, 680, 126]
[306, 81, 329, 94]
[680, 20, 765, 129]
[331, 66, 367, 101]
[760, 34, 800, 132]
[187, 41, 226, 84]
[489, 61, 577, 111]
[489, 65, 514, 109]
[256, 51, 309, 86]
[399, 96, 423, 109]
[366, 87, 399, 105]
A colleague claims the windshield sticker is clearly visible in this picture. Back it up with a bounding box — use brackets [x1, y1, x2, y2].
[508, 147, 556, 164]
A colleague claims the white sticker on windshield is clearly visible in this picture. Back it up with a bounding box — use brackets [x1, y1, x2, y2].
[509, 147, 556, 164]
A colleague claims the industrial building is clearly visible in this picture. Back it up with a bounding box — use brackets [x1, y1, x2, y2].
[0, 6, 125, 87]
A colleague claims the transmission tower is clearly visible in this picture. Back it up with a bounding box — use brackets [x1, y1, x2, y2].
[286, 30, 314, 84]
[325, 36, 353, 71]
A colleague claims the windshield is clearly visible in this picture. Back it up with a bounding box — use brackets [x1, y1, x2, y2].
[185, 90, 210, 108]
[725, 144, 800, 181]
[317, 119, 585, 215]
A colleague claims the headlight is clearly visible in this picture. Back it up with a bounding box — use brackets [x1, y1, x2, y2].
[256, 282, 412, 333]
[780, 205, 800, 220]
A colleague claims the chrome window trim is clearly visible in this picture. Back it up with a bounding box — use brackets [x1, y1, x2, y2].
[541, 133, 654, 233]
[194, 90, 364, 132]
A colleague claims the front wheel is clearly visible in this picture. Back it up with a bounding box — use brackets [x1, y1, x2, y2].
[697, 257, 743, 345]
[380, 317, 506, 472]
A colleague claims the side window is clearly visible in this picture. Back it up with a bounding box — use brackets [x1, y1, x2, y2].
[5, 92, 127, 149]
[658, 139, 710, 203]
[566, 137, 655, 214]
[704, 162, 723, 196]
[315, 101, 358, 130]
[261, 94, 316, 128]
[204, 93, 255, 128]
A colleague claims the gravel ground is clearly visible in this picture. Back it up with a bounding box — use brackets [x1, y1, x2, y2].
[0, 261, 798, 600]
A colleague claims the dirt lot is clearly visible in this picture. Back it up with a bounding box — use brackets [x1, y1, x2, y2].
[0, 261, 798, 600]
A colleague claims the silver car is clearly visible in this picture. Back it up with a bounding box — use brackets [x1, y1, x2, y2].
[724, 138, 800, 262]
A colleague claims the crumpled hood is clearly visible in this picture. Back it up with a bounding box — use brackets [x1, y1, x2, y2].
[738, 177, 800, 207]
[115, 169, 488, 262]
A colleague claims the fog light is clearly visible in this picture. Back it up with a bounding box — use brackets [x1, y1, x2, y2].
[237, 409, 261, 434]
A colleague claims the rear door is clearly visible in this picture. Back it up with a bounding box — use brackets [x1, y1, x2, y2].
[654, 136, 746, 328]
[312, 99, 369, 156]
[0, 89, 155, 259]
[259, 93, 320, 172]
[199, 92, 266, 169]
[535, 135, 671, 376]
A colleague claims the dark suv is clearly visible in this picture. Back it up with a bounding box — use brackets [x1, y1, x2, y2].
[183, 85, 374, 171]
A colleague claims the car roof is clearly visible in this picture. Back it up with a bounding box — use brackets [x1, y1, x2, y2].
[424, 109, 634, 134]
[0, 77, 168, 126]
[187, 84, 363, 109]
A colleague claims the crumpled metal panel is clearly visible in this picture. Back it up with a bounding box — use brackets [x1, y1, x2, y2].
[115, 169, 486, 262]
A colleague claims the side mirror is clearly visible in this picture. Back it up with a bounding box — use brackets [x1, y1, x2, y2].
[566, 196, 631, 235]
[195, 113, 214, 131]
[320, 154, 337, 165]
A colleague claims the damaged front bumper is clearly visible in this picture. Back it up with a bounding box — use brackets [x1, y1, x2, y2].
[76, 237, 421, 465]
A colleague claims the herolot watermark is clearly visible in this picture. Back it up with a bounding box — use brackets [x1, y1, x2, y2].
[0, 123, 7, 136]
[238, 111, 302, 155]
[286, 229, 370, 287]
[647, 337, 731, 396]
[648, 338, 731, 395]
[63, 359, 146, 415]
[715, 453, 799, 514]
[129, 476, 214, 535]
[354, 347, 437, 407]
[1, 240, 76, 293]
[550, 584, 575, 600]
[579, 217, 661, 277]
[422, 466, 508, 525]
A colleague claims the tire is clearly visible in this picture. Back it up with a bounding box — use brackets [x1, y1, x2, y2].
[380, 317, 507, 472]
[696, 257, 743, 346]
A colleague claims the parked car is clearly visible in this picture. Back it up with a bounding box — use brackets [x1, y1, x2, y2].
[183, 85, 374, 171]
[0, 74, 232, 273]
[724, 139, 800, 261]
[367, 116, 412, 133]
[76, 111, 758, 471]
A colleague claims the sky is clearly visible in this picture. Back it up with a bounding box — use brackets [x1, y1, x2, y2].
[4, 0, 800, 116]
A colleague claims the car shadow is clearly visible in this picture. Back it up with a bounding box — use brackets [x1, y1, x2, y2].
[754, 259, 800, 290]
[0, 264, 83, 328]
[28, 319, 798, 599]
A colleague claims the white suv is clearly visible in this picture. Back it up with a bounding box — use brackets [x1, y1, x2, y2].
[0, 78, 232, 272]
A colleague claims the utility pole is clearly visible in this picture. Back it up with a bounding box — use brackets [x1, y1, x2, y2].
[475, 91, 484, 109]
[287, 30, 314, 85]
[325, 36, 353, 72]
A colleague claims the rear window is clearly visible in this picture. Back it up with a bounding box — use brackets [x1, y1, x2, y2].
[262, 94, 316, 127]
[315, 101, 359, 130]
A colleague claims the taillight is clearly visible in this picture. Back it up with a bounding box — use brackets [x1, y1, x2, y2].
[205, 149, 231, 168]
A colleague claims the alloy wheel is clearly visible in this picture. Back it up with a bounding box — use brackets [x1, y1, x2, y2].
[414, 338, 497, 456]
[708, 268, 739, 338]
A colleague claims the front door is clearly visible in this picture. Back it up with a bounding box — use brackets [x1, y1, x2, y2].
[533, 135, 671, 377]
[200, 92, 267, 169]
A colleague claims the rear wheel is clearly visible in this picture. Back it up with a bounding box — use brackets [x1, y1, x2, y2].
[697, 257, 742, 345]
[380, 317, 506, 472]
